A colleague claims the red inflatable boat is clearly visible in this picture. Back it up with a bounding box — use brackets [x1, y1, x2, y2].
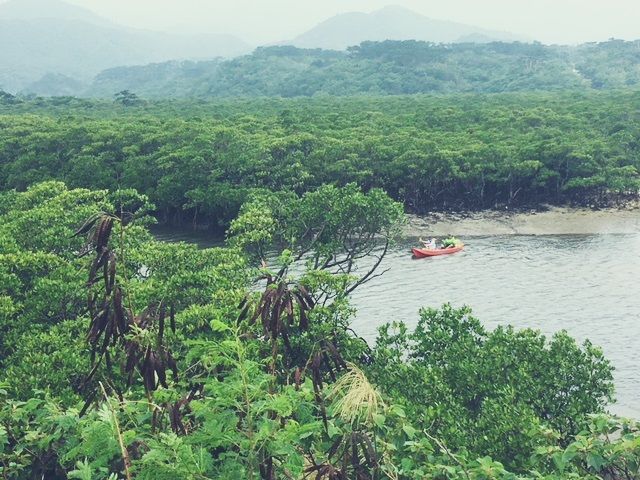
[412, 244, 464, 258]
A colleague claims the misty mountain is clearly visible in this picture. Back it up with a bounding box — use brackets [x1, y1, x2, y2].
[0, 0, 115, 25]
[22, 73, 87, 97]
[0, 0, 251, 93]
[89, 60, 223, 99]
[286, 6, 528, 50]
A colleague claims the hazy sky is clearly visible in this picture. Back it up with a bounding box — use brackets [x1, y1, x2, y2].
[60, 0, 640, 45]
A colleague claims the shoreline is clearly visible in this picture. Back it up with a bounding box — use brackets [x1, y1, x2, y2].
[406, 205, 640, 236]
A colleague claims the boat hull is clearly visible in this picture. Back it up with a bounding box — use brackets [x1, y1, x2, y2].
[412, 245, 464, 258]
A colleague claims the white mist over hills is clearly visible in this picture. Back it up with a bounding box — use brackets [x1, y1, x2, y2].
[0, 0, 250, 93]
[52, 0, 640, 47]
[2, 0, 638, 95]
[288, 5, 528, 50]
[0, 0, 535, 93]
[0, 0, 113, 25]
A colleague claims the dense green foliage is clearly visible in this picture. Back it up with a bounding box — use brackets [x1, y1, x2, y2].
[1, 90, 639, 229]
[2, 45, 640, 475]
[369, 306, 614, 469]
[83, 40, 640, 98]
[0, 182, 636, 479]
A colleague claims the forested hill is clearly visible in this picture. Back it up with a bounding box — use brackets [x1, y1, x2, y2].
[81, 40, 640, 98]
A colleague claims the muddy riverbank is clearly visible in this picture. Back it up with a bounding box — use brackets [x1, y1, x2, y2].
[407, 204, 640, 236]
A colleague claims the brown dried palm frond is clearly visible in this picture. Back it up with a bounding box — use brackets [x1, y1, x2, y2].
[304, 431, 378, 480]
[76, 213, 179, 405]
[123, 302, 178, 393]
[238, 274, 315, 337]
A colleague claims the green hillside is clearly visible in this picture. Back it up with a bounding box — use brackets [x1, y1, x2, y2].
[82, 40, 640, 98]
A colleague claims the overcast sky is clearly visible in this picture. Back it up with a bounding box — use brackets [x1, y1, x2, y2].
[62, 0, 640, 45]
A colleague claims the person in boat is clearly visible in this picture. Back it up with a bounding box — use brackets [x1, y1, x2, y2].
[441, 236, 460, 249]
[420, 237, 437, 250]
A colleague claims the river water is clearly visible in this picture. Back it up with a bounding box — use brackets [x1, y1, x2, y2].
[351, 234, 640, 418]
[153, 228, 640, 418]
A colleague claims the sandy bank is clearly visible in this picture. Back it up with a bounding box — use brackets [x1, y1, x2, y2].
[406, 205, 640, 236]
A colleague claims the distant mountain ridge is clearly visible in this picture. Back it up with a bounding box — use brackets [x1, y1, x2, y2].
[287, 6, 528, 50]
[0, 0, 251, 93]
[3, 1, 637, 98]
[77, 40, 640, 99]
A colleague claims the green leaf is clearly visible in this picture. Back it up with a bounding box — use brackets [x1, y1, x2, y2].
[210, 319, 231, 332]
[327, 421, 341, 439]
[68, 459, 93, 480]
[586, 452, 606, 471]
[373, 413, 386, 428]
[402, 424, 417, 439]
[0, 425, 8, 453]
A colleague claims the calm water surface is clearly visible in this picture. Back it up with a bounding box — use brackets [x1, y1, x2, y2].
[155, 228, 640, 418]
[352, 234, 640, 418]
